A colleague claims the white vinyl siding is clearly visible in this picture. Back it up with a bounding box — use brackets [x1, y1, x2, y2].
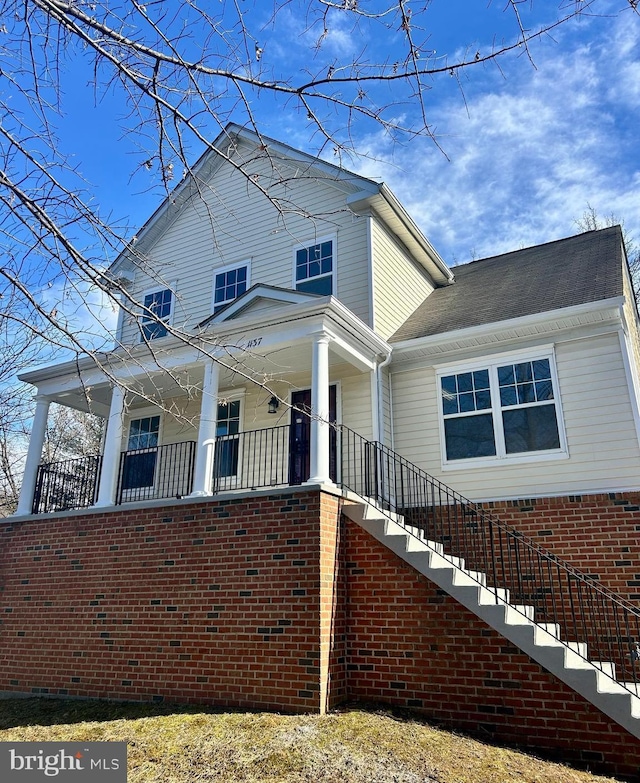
[391, 331, 640, 501]
[370, 216, 435, 340]
[119, 139, 371, 344]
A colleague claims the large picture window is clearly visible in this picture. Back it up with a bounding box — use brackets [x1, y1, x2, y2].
[141, 289, 172, 341]
[439, 353, 564, 464]
[295, 239, 334, 295]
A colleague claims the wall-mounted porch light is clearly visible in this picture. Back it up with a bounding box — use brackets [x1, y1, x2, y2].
[268, 396, 280, 414]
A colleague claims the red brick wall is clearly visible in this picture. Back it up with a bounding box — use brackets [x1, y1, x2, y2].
[478, 492, 640, 601]
[1, 489, 639, 778]
[0, 490, 339, 712]
[343, 516, 640, 780]
[319, 493, 347, 710]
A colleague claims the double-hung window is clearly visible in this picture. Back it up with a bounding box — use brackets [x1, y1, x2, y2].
[141, 288, 172, 341]
[213, 263, 249, 313]
[214, 400, 241, 479]
[295, 239, 334, 295]
[121, 415, 160, 491]
[438, 351, 565, 465]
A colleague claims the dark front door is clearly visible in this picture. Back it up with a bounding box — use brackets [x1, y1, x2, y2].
[289, 386, 337, 485]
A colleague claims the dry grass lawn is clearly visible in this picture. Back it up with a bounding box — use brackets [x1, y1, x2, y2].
[0, 698, 625, 782]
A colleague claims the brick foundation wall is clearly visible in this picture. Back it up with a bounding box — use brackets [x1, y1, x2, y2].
[343, 516, 640, 779]
[1, 488, 639, 778]
[0, 490, 340, 712]
[479, 492, 640, 601]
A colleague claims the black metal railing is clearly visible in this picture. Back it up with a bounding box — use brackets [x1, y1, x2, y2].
[32, 455, 103, 514]
[339, 425, 640, 697]
[116, 440, 196, 503]
[212, 425, 292, 492]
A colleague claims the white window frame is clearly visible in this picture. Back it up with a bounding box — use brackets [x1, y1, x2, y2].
[140, 285, 174, 342]
[292, 235, 336, 296]
[213, 392, 244, 489]
[212, 260, 251, 313]
[121, 408, 164, 499]
[436, 346, 568, 470]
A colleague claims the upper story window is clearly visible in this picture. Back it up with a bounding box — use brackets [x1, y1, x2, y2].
[438, 351, 566, 466]
[295, 239, 334, 296]
[214, 262, 249, 313]
[141, 288, 172, 341]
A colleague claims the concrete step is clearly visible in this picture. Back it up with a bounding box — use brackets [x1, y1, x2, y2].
[343, 497, 640, 739]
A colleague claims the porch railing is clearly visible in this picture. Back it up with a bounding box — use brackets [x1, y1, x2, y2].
[339, 425, 640, 698]
[29, 425, 296, 514]
[212, 425, 292, 492]
[32, 455, 103, 514]
[116, 440, 197, 504]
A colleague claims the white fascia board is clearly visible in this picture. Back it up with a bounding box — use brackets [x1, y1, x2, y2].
[204, 295, 391, 357]
[224, 123, 382, 195]
[109, 136, 231, 276]
[204, 285, 318, 324]
[19, 297, 391, 392]
[391, 297, 626, 361]
[346, 185, 453, 286]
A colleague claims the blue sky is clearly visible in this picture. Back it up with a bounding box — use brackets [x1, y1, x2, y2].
[18, 0, 640, 315]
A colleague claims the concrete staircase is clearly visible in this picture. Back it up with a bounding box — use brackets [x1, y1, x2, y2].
[342, 496, 640, 739]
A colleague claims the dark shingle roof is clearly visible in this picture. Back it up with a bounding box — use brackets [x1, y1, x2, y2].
[391, 226, 625, 343]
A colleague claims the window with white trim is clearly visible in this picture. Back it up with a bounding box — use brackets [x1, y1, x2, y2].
[439, 353, 564, 464]
[141, 288, 172, 340]
[122, 415, 160, 490]
[214, 399, 241, 478]
[214, 263, 249, 313]
[295, 239, 334, 295]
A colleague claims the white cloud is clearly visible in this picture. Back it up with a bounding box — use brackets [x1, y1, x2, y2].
[39, 280, 118, 355]
[349, 9, 640, 265]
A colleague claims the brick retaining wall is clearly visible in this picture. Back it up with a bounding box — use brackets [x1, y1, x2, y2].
[0, 489, 638, 778]
[0, 490, 338, 712]
[479, 492, 640, 601]
[343, 516, 640, 779]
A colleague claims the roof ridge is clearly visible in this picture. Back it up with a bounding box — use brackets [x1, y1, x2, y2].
[452, 225, 622, 271]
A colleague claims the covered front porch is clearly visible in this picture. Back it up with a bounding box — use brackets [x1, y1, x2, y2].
[16, 288, 392, 516]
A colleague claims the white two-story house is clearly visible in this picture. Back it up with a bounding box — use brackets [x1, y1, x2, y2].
[15, 124, 640, 516]
[7, 124, 640, 771]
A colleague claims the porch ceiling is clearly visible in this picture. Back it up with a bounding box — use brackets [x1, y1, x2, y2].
[23, 334, 370, 418]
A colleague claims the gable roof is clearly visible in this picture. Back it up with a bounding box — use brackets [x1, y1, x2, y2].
[391, 226, 626, 343]
[106, 123, 452, 286]
[198, 284, 322, 327]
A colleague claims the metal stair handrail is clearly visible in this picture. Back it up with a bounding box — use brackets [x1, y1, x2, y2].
[339, 425, 640, 693]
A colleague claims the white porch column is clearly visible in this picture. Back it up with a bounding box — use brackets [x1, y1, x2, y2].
[94, 385, 126, 507]
[189, 360, 220, 496]
[16, 395, 51, 515]
[307, 331, 333, 485]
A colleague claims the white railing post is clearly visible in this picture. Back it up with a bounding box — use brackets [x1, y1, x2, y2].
[15, 395, 51, 515]
[94, 385, 126, 507]
[189, 360, 220, 496]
